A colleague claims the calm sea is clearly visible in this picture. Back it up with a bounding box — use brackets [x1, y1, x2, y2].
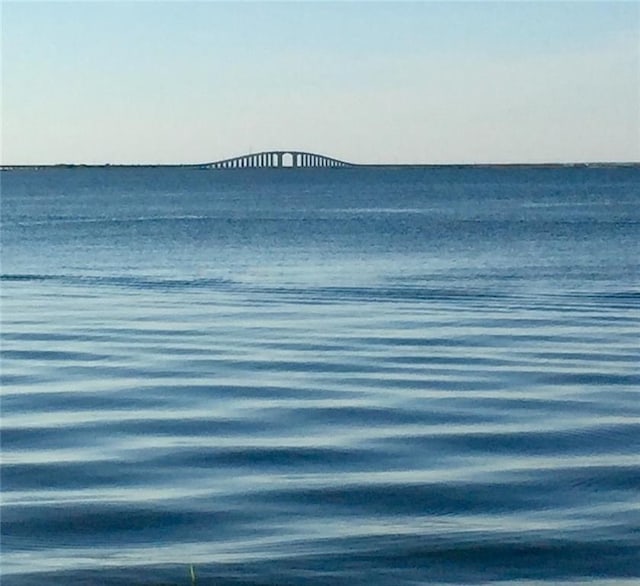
[1, 165, 639, 585]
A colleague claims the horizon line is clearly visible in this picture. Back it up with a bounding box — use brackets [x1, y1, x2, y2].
[2, 160, 639, 170]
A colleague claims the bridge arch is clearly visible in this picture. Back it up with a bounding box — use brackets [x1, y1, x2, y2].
[282, 152, 294, 168]
[202, 150, 355, 169]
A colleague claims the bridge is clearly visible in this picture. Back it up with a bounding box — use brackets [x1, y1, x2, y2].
[202, 150, 355, 169]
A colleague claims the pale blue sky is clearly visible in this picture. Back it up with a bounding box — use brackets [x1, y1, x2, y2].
[2, 1, 639, 164]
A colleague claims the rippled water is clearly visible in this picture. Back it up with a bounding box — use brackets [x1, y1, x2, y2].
[1, 166, 639, 585]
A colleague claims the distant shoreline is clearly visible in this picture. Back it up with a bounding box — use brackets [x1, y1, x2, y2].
[2, 162, 639, 171]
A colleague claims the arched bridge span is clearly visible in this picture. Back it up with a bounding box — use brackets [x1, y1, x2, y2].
[203, 151, 355, 169]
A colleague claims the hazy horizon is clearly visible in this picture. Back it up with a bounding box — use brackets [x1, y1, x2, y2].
[3, 1, 639, 166]
[3, 159, 640, 168]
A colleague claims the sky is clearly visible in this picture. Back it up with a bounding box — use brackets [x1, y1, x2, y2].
[2, 1, 639, 165]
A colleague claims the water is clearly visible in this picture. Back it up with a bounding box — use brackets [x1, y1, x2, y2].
[1, 165, 639, 585]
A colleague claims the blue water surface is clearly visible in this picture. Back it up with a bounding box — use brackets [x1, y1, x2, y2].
[1, 165, 639, 585]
